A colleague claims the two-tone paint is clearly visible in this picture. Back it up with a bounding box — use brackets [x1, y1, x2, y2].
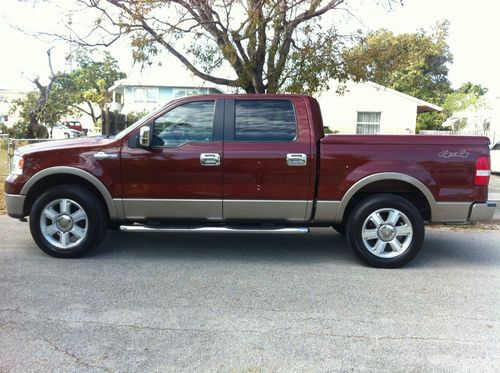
[4, 94, 495, 224]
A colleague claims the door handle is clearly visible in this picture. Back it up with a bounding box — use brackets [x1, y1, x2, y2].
[94, 151, 118, 160]
[286, 153, 307, 166]
[200, 153, 221, 166]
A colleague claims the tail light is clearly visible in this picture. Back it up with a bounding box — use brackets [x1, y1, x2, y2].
[474, 155, 490, 186]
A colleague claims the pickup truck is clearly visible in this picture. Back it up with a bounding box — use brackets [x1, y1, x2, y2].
[4, 94, 496, 267]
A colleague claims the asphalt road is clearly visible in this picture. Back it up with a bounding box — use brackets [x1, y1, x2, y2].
[0, 216, 499, 372]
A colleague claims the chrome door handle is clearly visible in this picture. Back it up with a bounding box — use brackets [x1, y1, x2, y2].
[286, 153, 307, 166]
[94, 151, 118, 160]
[200, 153, 221, 166]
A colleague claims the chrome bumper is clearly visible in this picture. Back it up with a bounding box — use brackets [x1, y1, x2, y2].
[5, 194, 26, 218]
[469, 201, 497, 222]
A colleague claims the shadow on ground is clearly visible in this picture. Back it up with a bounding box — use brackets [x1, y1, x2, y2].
[81, 227, 500, 269]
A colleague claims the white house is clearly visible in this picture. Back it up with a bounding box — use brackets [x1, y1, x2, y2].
[315, 81, 442, 134]
[0, 88, 26, 128]
[108, 76, 225, 115]
[441, 93, 499, 144]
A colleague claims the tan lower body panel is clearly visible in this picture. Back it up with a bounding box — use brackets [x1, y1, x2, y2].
[119, 199, 311, 222]
[223, 200, 311, 221]
[432, 202, 471, 223]
[121, 199, 222, 220]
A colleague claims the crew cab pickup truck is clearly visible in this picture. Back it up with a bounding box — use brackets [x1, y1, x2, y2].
[4, 94, 496, 267]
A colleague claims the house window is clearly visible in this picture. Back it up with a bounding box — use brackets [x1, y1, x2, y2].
[134, 87, 159, 103]
[357, 112, 381, 134]
[173, 88, 204, 99]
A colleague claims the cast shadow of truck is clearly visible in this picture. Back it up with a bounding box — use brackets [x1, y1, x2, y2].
[90, 227, 500, 268]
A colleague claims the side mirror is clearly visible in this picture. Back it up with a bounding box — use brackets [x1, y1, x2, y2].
[138, 126, 151, 148]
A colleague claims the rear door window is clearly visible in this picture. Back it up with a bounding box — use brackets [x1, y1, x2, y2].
[234, 100, 296, 141]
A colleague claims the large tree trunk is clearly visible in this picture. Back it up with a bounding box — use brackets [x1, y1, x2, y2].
[27, 112, 38, 139]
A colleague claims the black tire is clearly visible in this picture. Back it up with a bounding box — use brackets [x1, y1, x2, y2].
[332, 223, 346, 235]
[346, 194, 424, 268]
[29, 185, 107, 258]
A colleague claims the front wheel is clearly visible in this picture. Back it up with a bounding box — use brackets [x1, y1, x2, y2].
[346, 194, 424, 268]
[29, 186, 107, 258]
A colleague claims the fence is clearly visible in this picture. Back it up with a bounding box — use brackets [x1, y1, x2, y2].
[102, 109, 127, 136]
[0, 136, 57, 176]
[419, 129, 497, 144]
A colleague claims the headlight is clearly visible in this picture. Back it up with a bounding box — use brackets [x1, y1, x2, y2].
[10, 154, 24, 175]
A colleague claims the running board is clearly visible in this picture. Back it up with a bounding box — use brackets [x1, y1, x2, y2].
[120, 225, 309, 234]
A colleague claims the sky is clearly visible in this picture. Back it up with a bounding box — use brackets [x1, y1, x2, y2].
[0, 0, 499, 95]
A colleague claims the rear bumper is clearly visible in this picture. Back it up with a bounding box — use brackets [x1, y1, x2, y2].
[5, 193, 26, 218]
[469, 201, 497, 222]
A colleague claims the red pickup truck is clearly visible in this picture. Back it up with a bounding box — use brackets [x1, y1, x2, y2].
[4, 94, 496, 267]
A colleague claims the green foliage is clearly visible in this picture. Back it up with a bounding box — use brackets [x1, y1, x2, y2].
[457, 82, 488, 97]
[0, 122, 31, 139]
[126, 111, 148, 125]
[344, 21, 453, 104]
[283, 23, 348, 95]
[344, 22, 490, 131]
[64, 0, 401, 94]
[9, 91, 67, 138]
[54, 50, 126, 124]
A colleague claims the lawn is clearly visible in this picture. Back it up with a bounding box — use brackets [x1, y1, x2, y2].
[0, 145, 9, 212]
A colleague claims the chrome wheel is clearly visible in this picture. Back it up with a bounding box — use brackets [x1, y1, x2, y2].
[361, 208, 413, 259]
[40, 198, 88, 250]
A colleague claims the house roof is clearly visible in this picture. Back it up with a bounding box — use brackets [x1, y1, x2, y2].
[365, 81, 442, 113]
[109, 76, 225, 93]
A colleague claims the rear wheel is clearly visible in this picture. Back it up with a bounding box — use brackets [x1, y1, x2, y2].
[29, 185, 107, 258]
[346, 194, 424, 268]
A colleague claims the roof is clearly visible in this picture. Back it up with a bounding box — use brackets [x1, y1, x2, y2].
[109, 76, 225, 93]
[365, 81, 442, 113]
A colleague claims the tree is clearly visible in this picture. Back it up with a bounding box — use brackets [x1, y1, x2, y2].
[9, 50, 125, 137]
[344, 22, 453, 102]
[456, 82, 488, 97]
[9, 49, 71, 138]
[343, 22, 455, 131]
[54, 51, 126, 125]
[46, 0, 401, 94]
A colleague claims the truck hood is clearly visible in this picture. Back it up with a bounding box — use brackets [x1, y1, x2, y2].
[15, 136, 116, 156]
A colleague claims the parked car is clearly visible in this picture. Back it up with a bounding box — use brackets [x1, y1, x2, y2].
[4, 94, 496, 267]
[491, 142, 500, 173]
[49, 124, 81, 139]
[61, 120, 83, 132]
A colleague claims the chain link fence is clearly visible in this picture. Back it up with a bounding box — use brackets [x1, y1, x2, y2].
[0, 136, 58, 176]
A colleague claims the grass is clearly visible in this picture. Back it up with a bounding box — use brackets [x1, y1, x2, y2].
[0, 146, 8, 212]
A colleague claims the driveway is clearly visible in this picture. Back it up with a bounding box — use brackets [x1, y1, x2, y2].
[0, 216, 499, 372]
[489, 174, 500, 219]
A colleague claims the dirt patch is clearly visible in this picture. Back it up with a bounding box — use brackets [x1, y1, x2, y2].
[429, 221, 500, 231]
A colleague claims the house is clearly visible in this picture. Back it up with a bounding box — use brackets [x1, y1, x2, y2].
[108, 76, 225, 115]
[315, 81, 442, 134]
[0, 88, 25, 128]
[441, 93, 499, 144]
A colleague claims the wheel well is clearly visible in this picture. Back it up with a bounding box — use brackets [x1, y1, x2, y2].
[24, 174, 109, 220]
[341, 180, 432, 224]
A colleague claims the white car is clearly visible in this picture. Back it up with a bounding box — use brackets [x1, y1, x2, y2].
[49, 124, 81, 139]
[491, 142, 500, 174]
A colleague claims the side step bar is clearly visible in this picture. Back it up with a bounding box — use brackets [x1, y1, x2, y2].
[120, 225, 309, 234]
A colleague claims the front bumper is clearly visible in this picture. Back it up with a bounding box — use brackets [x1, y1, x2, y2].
[5, 194, 26, 218]
[469, 201, 497, 222]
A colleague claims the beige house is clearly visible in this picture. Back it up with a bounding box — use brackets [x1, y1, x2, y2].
[315, 81, 442, 134]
